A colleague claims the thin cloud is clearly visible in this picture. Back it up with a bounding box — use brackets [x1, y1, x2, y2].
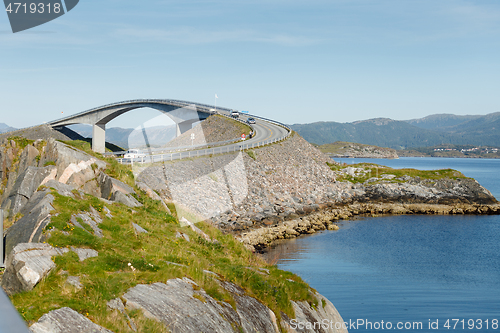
[113, 27, 322, 46]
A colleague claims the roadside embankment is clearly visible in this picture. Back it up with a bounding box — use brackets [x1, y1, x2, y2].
[136, 131, 499, 237]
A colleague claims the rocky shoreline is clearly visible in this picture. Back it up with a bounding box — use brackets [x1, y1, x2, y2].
[237, 201, 500, 252]
[135, 132, 499, 249]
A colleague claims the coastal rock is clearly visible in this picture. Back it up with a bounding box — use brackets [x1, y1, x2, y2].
[29, 307, 114, 333]
[179, 217, 212, 242]
[111, 191, 142, 208]
[71, 212, 103, 238]
[1, 243, 69, 296]
[122, 278, 280, 333]
[65, 276, 83, 290]
[42, 180, 77, 197]
[1, 166, 55, 217]
[3, 189, 54, 256]
[282, 291, 348, 333]
[361, 178, 498, 205]
[136, 180, 172, 213]
[18, 144, 40, 174]
[2, 243, 99, 295]
[98, 171, 134, 200]
[239, 202, 500, 250]
[136, 181, 161, 201]
[132, 222, 148, 234]
[39, 139, 106, 182]
[321, 141, 399, 159]
[96, 171, 142, 207]
[121, 277, 347, 333]
[70, 247, 98, 262]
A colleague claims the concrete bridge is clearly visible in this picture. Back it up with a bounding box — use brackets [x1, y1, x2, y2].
[48, 99, 231, 153]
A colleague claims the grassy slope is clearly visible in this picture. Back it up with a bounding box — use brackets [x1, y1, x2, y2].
[9, 141, 316, 332]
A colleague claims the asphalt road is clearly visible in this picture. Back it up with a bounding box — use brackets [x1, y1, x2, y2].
[122, 112, 290, 163]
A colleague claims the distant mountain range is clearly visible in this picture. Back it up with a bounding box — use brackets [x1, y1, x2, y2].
[290, 112, 500, 149]
[2, 112, 499, 150]
[0, 123, 17, 134]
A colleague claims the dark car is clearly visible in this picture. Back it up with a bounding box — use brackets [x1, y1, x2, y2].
[247, 117, 256, 124]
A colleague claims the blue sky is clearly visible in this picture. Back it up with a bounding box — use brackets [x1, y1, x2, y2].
[1, 0, 500, 128]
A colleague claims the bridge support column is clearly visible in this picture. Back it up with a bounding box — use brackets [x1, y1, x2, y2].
[176, 121, 194, 137]
[92, 123, 106, 153]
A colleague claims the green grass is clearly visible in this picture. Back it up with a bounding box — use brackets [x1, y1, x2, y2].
[212, 115, 252, 136]
[7, 136, 34, 149]
[246, 150, 256, 160]
[328, 162, 467, 184]
[12, 186, 315, 331]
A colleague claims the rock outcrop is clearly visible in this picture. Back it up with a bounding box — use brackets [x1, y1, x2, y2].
[0, 138, 143, 256]
[1, 243, 98, 295]
[120, 277, 346, 333]
[29, 307, 113, 333]
[282, 291, 348, 333]
[1, 243, 69, 296]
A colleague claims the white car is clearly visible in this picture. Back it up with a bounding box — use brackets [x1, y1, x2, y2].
[124, 149, 146, 159]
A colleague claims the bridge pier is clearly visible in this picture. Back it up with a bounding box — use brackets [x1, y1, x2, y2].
[92, 123, 106, 153]
[48, 100, 216, 153]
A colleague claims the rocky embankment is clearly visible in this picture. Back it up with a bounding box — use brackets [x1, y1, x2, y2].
[164, 115, 250, 148]
[0, 134, 348, 332]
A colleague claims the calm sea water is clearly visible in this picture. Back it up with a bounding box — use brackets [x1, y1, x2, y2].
[273, 158, 500, 332]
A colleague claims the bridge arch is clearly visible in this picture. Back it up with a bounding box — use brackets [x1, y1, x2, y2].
[49, 99, 227, 153]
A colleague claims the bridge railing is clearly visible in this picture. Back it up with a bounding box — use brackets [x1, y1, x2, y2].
[117, 135, 289, 164]
[49, 99, 233, 126]
[116, 115, 292, 164]
[103, 137, 245, 157]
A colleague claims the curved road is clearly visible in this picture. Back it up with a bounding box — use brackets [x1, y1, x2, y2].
[123, 111, 290, 163]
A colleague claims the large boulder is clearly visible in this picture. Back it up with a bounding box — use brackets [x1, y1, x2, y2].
[29, 307, 114, 333]
[98, 171, 141, 207]
[1, 166, 55, 218]
[121, 277, 347, 333]
[1, 243, 99, 296]
[3, 181, 77, 257]
[1, 243, 69, 296]
[38, 139, 106, 180]
[110, 191, 142, 208]
[3, 189, 54, 256]
[17, 145, 40, 174]
[98, 171, 134, 199]
[122, 278, 279, 333]
[281, 291, 348, 333]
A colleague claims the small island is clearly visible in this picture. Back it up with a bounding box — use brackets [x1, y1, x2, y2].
[317, 141, 399, 159]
